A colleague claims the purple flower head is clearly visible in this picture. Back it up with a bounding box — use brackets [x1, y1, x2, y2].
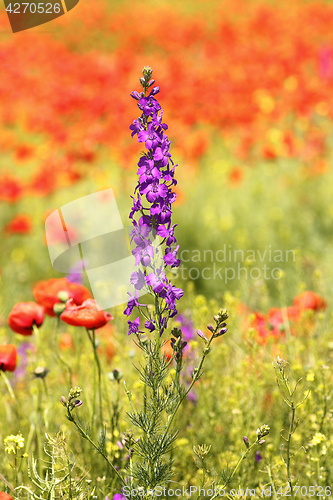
[132, 240, 154, 266]
[152, 109, 168, 131]
[163, 283, 184, 310]
[129, 194, 142, 219]
[145, 320, 155, 332]
[13, 341, 33, 381]
[112, 494, 128, 500]
[137, 122, 162, 150]
[145, 268, 166, 294]
[150, 202, 172, 224]
[137, 156, 161, 184]
[130, 218, 151, 245]
[124, 290, 143, 317]
[138, 95, 161, 116]
[187, 390, 197, 405]
[162, 164, 176, 183]
[153, 136, 171, 166]
[158, 223, 178, 246]
[164, 245, 181, 268]
[177, 314, 195, 342]
[255, 451, 262, 463]
[130, 269, 146, 291]
[141, 180, 169, 204]
[124, 69, 183, 332]
[128, 317, 143, 335]
[66, 261, 85, 285]
[129, 118, 143, 137]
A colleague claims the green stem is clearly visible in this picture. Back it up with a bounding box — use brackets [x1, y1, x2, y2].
[52, 317, 73, 387]
[160, 335, 214, 451]
[0, 370, 15, 400]
[86, 329, 103, 428]
[32, 323, 40, 363]
[67, 408, 125, 486]
[210, 442, 258, 500]
[266, 465, 278, 500]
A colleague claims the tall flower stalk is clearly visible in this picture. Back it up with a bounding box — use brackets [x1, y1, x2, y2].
[125, 65, 183, 340]
[122, 67, 230, 496]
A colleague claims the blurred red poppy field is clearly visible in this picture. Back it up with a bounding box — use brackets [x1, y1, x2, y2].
[1, 0, 333, 497]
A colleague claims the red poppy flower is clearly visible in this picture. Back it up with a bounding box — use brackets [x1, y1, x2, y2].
[267, 306, 301, 329]
[0, 176, 23, 203]
[0, 493, 14, 500]
[33, 278, 92, 316]
[161, 341, 173, 362]
[4, 214, 32, 234]
[59, 333, 75, 351]
[228, 166, 244, 186]
[7, 302, 45, 336]
[15, 144, 34, 161]
[246, 312, 272, 345]
[293, 291, 327, 311]
[0, 344, 17, 372]
[60, 298, 113, 330]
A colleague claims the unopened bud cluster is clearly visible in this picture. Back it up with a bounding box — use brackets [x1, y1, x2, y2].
[61, 386, 83, 411]
[121, 430, 138, 456]
[170, 327, 187, 361]
[196, 309, 229, 344]
[139, 66, 155, 93]
[213, 309, 229, 337]
[108, 369, 123, 382]
[256, 424, 270, 445]
[193, 444, 211, 460]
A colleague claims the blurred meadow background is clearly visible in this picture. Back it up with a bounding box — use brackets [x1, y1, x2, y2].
[1, 0, 333, 497]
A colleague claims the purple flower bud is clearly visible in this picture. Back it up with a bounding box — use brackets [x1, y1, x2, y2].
[259, 439, 265, 445]
[207, 325, 214, 332]
[243, 436, 249, 448]
[255, 451, 262, 462]
[213, 327, 228, 338]
[60, 396, 66, 405]
[74, 400, 83, 407]
[197, 329, 208, 342]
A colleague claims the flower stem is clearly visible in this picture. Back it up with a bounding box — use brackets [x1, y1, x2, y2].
[67, 407, 125, 486]
[86, 328, 103, 428]
[0, 370, 15, 400]
[52, 317, 73, 387]
[209, 442, 257, 500]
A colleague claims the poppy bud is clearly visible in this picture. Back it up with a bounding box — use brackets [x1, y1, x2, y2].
[33, 366, 49, 379]
[58, 291, 69, 303]
[53, 303, 66, 316]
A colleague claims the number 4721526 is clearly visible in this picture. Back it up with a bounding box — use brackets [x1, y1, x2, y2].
[6, 3, 61, 13]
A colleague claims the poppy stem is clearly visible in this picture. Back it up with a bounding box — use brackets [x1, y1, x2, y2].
[86, 329, 103, 430]
[0, 370, 15, 400]
[32, 323, 40, 362]
[52, 317, 73, 387]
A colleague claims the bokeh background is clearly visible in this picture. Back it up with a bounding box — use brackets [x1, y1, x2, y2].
[1, 0, 333, 317]
[2, 1, 333, 493]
